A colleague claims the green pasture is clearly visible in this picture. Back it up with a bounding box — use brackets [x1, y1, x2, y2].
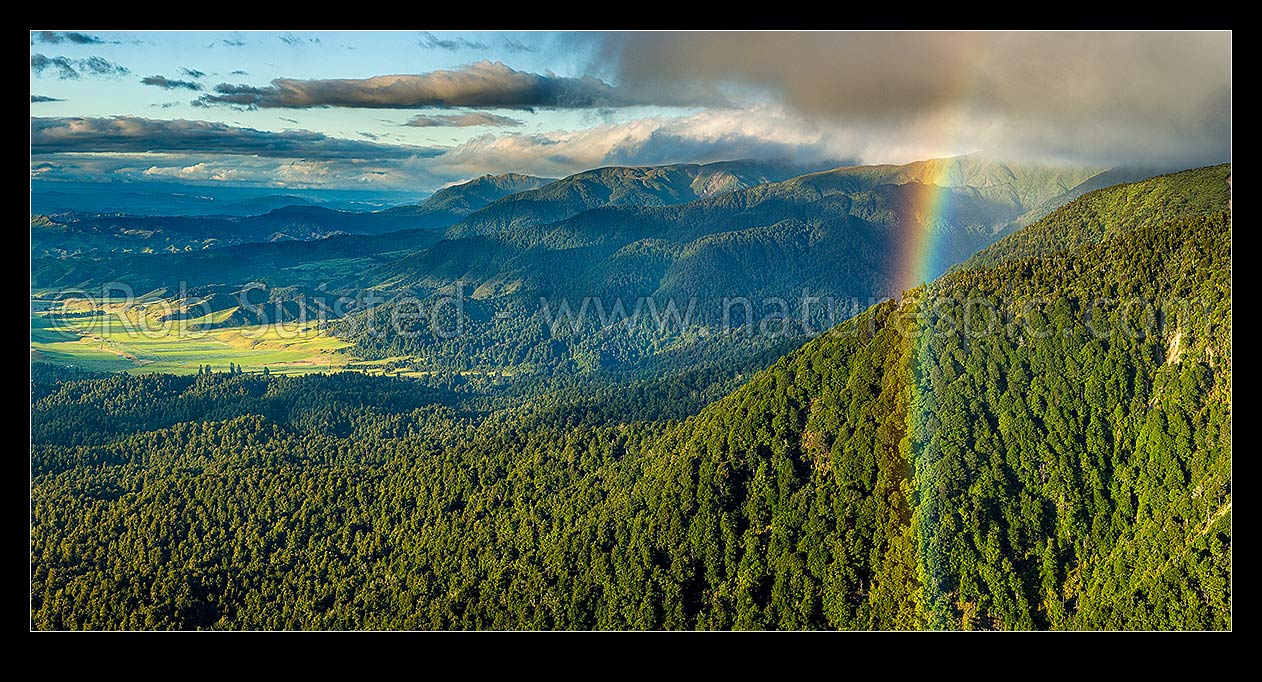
[31, 299, 352, 375]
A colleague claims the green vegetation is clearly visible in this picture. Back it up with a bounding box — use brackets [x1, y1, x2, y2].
[34, 157, 1116, 381]
[30, 165, 1231, 630]
[350, 157, 1113, 375]
[31, 298, 350, 375]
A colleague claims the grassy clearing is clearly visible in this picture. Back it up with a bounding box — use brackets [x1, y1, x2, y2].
[30, 298, 353, 375]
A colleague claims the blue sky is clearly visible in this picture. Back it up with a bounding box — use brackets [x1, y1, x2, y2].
[31, 30, 1231, 195]
[31, 31, 625, 146]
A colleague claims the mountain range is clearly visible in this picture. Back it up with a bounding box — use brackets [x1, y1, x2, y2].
[30, 163, 1232, 629]
[34, 154, 1153, 377]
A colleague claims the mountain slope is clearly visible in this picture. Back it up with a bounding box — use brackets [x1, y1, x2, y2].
[31, 173, 554, 259]
[382, 172, 554, 226]
[33, 205, 444, 258]
[351, 157, 1112, 373]
[590, 165, 1230, 629]
[964, 164, 1231, 270]
[443, 160, 817, 240]
[30, 164, 1230, 630]
[782, 154, 1103, 216]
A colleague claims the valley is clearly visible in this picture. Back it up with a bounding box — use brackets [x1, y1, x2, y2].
[30, 162, 1232, 629]
[31, 296, 351, 375]
[31, 28, 1234, 634]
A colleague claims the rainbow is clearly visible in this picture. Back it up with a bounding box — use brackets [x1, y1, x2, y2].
[895, 159, 960, 294]
[894, 32, 984, 295]
[898, 165, 957, 628]
[899, 157, 971, 628]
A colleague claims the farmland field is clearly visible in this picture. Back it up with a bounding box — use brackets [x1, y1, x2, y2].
[30, 297, 352, 375]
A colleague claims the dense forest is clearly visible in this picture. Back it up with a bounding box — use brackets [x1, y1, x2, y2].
[30, 165, 1230, 629]
[34, 156, 1112, 377]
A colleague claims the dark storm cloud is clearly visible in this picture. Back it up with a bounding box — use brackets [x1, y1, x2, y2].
[31, 95, 64, 102]
[32, 31, 114, 45]
[197, 60, 725, 110]
[31, 116, 441, 160]
[597, 31, 1231, 166]
[404, 112, 524, 128]
[141, 75, 202, 91]
[418, 31, 490, 51]
[180, 67, 206, 79]
[31, 54, 129, 80]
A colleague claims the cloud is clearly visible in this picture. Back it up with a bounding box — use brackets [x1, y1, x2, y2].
[197, 60, 725, 110]
[31, 95, 64, 103]
[180, 67, 206, 79]
[280, 32, 321, 46]
[31, 116, 441, 160]
[31, 54, 129, 80]
[35, 150, 451, 190]
[598, 31, 1232, 167]
[426, 106, 852, 179]
[209, 37, 246, 48]
[32, 31, 114, 45]
[229, 69, 248, 75]
[80, 56, 129, 78]
[141, 75, 202, 91]
[502, 38, 537, 53]
[404, 112, 524, 128]
[142, 161, 243, 182]
[31, 55, 77, 79]
[33, 107, 850, 191]
[33, 108, 843, 192]
[418, 31, 490, 51]
[357, 130, 379, 139]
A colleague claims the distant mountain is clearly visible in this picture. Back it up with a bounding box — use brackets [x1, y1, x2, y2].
[965, 164, 1231, 269]
[219, 194, 316, 214]
[784, 154, 1102, 213]
[32, 227, 444, 292]
[444, 160, 822, 241]
[30, 179, 423, 216]
[33, 205, 446, 258]
[383, 173, 555, 226]
[352, 155, 1119, 372]
[32, 174, 557, 258]
[33, 155, 1156, 379]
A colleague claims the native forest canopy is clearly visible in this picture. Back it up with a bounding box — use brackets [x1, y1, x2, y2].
[30, 154, 1231, 630]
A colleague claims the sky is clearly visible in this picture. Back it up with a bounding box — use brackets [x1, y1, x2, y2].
[30, 30, 1232, 196]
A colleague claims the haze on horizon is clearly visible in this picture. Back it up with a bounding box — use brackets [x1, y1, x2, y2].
[30, 30, 1231, 196]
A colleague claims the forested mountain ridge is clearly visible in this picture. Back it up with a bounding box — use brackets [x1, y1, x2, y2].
[603, 199, 1230, 629]
[31, 164, 1230, 629]
[442, 160, 816, 240]
[963, 163, 1230, 270]
[779, 154, 1102, 217]
[347, 156, 1118, 374]
[31, 173, 552, 260]
[381, 172, 554, 225]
